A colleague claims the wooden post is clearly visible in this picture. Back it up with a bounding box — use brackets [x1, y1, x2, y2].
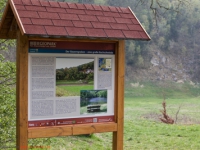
[113, 40, 125, 150]
[16, 30, 28, 150]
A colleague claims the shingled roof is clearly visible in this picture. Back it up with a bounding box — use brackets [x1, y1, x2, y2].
[0, 0, 150, 40]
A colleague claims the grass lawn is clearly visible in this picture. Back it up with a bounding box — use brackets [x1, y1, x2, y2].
[56, 85, 94, 96]
[29, 81, 200, 149]
[123, 97, 200, 150]
[43, 97, 200, 150]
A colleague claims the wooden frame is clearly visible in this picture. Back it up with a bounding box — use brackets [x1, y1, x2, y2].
[16, 31, 28, 149]
[16, 34, 125, 150]
[113, 40, 125, 150]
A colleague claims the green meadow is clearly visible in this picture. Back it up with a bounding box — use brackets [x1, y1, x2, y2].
[56, 80, 93, 96]
[29, 81, 200, 150]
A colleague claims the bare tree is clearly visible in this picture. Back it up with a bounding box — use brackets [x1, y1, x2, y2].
[134, 0, 190, 25]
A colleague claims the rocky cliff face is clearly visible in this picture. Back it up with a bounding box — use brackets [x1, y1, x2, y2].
[126, 49, 199, 84]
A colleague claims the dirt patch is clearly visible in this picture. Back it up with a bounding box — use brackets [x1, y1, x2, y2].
[142, 113, 162, 122]
[175, 115, 200, 125]
[142, 113, 200, 124]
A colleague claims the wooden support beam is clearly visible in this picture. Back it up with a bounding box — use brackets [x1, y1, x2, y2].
[0, 2, 10, 31]
[8, 18, 17, 38]
[73, 123, 117, 135]
[28, 126, 73, 139]
[28, 123, 117, 138]
[28, 36, 118, 43]
[16, 30, 28, 150]
[113, 40, 125, 150]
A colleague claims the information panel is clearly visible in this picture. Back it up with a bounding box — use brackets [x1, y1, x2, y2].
[28, 41, 115, 127]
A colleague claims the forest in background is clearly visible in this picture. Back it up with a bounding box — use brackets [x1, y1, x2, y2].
[56, 61, 94, 81]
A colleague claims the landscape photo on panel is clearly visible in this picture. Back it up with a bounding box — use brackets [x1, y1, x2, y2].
[56, 57, 94, 97]
[80, 90, 107, 115]
[99, 58, 112, 71]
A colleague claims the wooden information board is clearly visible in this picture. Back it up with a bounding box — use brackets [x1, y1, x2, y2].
[16, 34, 125, 150]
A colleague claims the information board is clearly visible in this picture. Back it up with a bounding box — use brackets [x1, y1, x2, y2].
[28, 41, 115, 127]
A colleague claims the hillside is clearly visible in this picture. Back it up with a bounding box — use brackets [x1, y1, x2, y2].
[123, 0, 200, 83]
[126, 48, 198, 83]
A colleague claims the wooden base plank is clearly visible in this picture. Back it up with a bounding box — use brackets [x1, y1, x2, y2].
[28, 126, 73, 138]
[28, 123, 117, 139]
[73, 123, 117, 135]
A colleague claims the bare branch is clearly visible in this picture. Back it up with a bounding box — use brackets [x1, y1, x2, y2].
[174, 104, 182, 124]
[135, 0, 142, 9]
[135, 0, 191, 21]
[156, 0, 170, 11]
[150, 0, 159, 28]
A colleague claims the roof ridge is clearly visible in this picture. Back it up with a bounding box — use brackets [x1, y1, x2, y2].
[10, 0, 26, 34]
[128, 6, 151, 40]
[15, 0, 132, 13]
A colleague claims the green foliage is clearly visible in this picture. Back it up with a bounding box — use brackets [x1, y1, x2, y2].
[0, 1, 17, 148]
[0, 89, 16, 149]
[136, 55, 144, 68]
[28, 138, 52, 150]
[81, 90, 107, 99]
[94, 0, 107, 4]
[0, 0, 7, 18]
[56, 61, 94, 81]
[0, 55, 16, 85]
[125, 41, 135, 66]
[181, 46, 187, 55]
[0, 0, 16, 145]
[0, 55, 16, 148]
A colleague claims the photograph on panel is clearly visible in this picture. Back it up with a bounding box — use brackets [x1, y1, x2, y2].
[80, 90, 107, 115]
[56, 57, 94, 97]
[99, 58, 112, 71]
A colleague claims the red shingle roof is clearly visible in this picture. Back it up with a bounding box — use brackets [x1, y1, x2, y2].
[0, 0, 150, 40]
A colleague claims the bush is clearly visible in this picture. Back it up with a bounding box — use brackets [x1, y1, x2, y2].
[0, 54, 16, 148]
